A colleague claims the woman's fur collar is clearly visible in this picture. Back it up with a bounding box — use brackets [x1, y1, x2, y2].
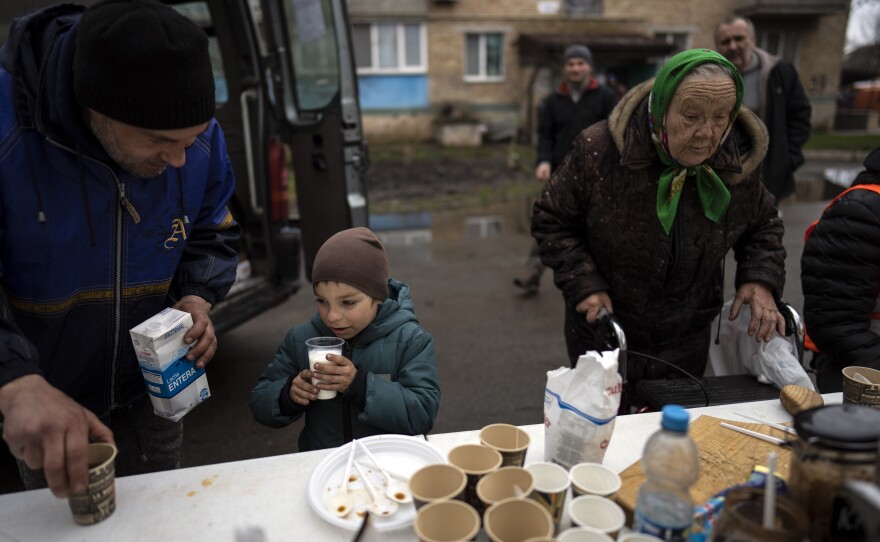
[608, 79, 769, 186]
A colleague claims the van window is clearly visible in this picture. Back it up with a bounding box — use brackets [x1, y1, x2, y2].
[280, 0, 340, 110]
[171, 1, 228, 105]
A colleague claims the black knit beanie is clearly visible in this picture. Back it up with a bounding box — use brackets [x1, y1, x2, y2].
[74, 0, 215, 129]
[312, 228, 389, 301]
[563, 44, 594, 67]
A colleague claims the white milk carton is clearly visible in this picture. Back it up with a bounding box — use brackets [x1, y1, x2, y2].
[129, 308, 210, 422]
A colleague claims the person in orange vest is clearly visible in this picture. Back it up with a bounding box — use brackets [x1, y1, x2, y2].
[801, 148, 880, 392]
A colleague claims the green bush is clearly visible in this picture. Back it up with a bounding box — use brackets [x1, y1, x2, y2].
[804, 133, 880, 151]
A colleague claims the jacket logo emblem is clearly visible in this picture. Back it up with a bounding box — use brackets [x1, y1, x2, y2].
[164, 218, 188, 249]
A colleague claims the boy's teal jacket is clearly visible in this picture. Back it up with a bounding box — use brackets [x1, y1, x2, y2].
[250, 279, 440, 451]
[0, 5, 240, 416]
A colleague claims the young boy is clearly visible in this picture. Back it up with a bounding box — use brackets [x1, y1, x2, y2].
[249, 227, 440, 451]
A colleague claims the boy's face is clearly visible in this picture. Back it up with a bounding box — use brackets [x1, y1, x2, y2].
[314, 281, 380, 340]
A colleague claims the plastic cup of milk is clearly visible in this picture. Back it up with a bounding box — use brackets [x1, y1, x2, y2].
[305, 337, 344, 400]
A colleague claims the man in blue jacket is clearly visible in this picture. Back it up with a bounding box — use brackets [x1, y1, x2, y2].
[0, 0, 240, 497]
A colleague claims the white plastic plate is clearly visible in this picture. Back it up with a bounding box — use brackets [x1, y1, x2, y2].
[307, 434, 446, 531]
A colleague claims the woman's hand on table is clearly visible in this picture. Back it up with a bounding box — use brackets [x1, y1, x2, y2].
[729, 282, 785, 342]
[576, 292, 614, 325]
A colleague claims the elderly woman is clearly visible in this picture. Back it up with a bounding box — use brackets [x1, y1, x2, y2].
[532, 49, 786, 385]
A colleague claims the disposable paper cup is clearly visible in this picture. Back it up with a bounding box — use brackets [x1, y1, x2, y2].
[67, 442, 118, 525]
[570, 462, 622, 497]
[484, 497, 554, 542]
[480, 423, 531, 467]
[414, 499, 481, 542]
[526, 461, 570, 533]
[557, 527, 615, 542]
[447, 444, 503, 512]
[616, 533, 665, 542]
[410, 463, 468, 509]
[476, 466, 535, 507]
[842, 366, 880, 409]
[305, 337, 344, 400]
[568, 495, 626, 538]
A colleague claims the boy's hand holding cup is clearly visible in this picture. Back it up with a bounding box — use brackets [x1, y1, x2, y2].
[305, 337, 347, 400]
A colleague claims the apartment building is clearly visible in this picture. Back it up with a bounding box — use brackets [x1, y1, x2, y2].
[347, 0, 849, 142]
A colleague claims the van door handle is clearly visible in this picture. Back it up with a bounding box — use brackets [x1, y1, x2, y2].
[240, 89, 263, 215]
[288, 113, 324, 130]
[311, 153, 327, 171]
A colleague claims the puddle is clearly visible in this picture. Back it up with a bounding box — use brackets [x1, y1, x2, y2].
[370, 196, 532, 244]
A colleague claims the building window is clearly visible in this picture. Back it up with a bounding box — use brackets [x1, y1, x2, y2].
[654, 31, 691, 61]
[353, 23, 426, 74]
[563, 0, 602, 15]
[465, 33, 504, 82]
[465, 216, 503, 238]
[757, 28, 800, 65]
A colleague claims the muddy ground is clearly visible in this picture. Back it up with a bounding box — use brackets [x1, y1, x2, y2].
[363, 142, 539, 210]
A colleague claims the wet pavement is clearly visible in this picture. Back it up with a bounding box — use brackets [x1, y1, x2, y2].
[0, 155, 865, 494]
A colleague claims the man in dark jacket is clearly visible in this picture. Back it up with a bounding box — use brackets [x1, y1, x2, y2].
[802, 148, 880, 392]
[715, 15, 812, 204]
[514, 44, 618, 293]
[0, 0, 240, 497]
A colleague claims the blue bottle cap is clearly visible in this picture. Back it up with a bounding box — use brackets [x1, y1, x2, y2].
[660, 404, 690, 432]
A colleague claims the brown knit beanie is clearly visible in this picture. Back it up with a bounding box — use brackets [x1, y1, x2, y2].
[312, 228, 388, 301]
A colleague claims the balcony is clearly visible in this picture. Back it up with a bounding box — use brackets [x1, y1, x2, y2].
[734, 0, 849, 17]
[347, 0, 428, 17]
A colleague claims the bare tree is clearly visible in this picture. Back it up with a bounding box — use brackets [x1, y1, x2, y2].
[846, 0, 880, 52]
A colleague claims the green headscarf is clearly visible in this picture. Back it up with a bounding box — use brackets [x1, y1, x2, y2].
[648, 49, 744, 234]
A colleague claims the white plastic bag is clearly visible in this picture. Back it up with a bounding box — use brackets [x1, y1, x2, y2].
[544, 349, 622, 470]
[707, 300, 814, 390]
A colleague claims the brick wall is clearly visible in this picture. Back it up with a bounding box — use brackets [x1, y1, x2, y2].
[798, 12, 848, 130]
[429, 0, 549, 18]
[360, 0, 849, 141]
[363, 113, 434, 143]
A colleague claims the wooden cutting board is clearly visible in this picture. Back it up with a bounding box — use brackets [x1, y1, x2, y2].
[613, 415, 793, 524]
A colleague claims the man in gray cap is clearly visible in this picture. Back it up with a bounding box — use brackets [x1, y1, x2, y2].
[514, 44, 618, 294]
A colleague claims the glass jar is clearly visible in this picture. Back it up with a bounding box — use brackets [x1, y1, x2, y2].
[709, 487, 807, 542]
[788, 404, 880, 542]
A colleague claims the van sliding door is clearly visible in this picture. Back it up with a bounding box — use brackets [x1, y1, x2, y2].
[261, 0, 368, 279]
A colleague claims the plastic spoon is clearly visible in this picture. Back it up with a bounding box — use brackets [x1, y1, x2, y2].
[328, 442, 356, 517]
[854, 372, 873, 384]
[356, 439, 413, 504]
[763, 451, 777, 528]
[352, 460, 399, 517]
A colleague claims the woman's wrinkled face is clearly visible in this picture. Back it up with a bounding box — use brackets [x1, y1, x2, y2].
[665, 77, 737, 167]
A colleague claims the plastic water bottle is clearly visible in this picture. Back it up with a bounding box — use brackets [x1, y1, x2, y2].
[633, 404, 700, 542]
